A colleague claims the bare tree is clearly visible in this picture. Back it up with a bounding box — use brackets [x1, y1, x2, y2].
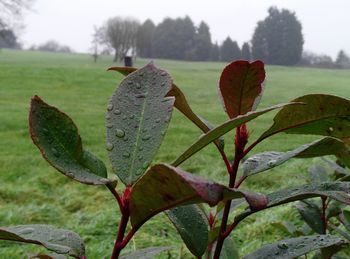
[90, 25, 104, 62]
[103, 17, 140, 62]
[0, 0, 33, 30]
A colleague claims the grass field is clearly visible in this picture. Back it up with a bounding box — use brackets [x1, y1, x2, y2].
[1, 49, 350, 258]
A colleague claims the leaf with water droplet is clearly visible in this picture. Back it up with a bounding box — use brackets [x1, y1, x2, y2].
[295, 200, 324, 234]
[243, 137, 347, 178]
[0, 224, 85, 257]
[29, 96, 114, 186]
[243, 235, 345, 259]
[120, 246, 171, 259]
[106, 63, 175, 185]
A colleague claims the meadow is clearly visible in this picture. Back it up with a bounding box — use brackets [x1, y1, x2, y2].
[1, 49, 350, 258]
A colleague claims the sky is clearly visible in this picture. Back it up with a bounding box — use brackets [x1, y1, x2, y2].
[21, 0, 350, 58]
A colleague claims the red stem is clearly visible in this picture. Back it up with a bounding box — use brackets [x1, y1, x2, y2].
[234, 175, 246, 188]
[106, 183, 124, 214]
[111, 211, 130, 259]
[321, 197, 328, 234]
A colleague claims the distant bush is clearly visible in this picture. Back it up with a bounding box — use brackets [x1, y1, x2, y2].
[29, 40, 73, 53]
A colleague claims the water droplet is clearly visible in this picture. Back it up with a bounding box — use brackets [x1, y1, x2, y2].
[328, 127, 334, 132]
[122, 115, 127, 120]
[115, 129, 125, 138]
[142, 161, 149, 169]
[127, 81, 133, 85]
[106, 143, 114, 151]
[66, 171, 74, 178]
[142, 135, 151, 141]
[107, 104, 114, 111]
[129, 114, 135, 119]
[136, 83, 142, 89]
[123, 152, 130, 158]
[52, 148, 60, 157]
[19, 227, 34, 235]
[138, 155, 143, 160]
[139, 72, 144, 77]
[124, 93, 129, 98]
[57, 234, 66, 241]
[135, 169, 143, 176]
[268, 160, 277, 166]
[106, 114, 111, 120]
[106, 124, 113, 128]
[135, 93, 145, 98]
[160, 71, 167, 76]
[161, 82, 166, 86]
[114, 109, 121, 115]
[278, 242, 288, 250]
[156, 118, 161, 123]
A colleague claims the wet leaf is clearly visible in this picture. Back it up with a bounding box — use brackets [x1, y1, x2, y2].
[295, 200, 324, 234]
[340, 210, 350, 231]
[258, 94, 350, 142]
[243, 137, 344, 177]
[129, 164, 267, 228]
[106, 63, 175, 185]
[220, 237, 240, 259]
[166, 205, 208, 257]
[120, 246, 171, 259]
[219, 60, 265, 118]
[0, 225, 85, 258]
[107, 66, 225, 151]
[29, 96, 111, 185]
[172, 103, 297, 166]
[29, 253, 66, 259]
[308, 165, 328, 184]
[243, 235, 345, 259]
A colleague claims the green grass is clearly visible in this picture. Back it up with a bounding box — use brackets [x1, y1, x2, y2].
[1, 49, 350, 258]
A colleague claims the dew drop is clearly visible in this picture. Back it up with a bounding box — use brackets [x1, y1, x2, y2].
[57, 234, 66, 241]
[129, 114, 135, 119]
[268, 160, 277, 166]
[142, 135, 151, 141]
[160, 71, 167, 76]
[161, 82, 166, 86]
[106, 124, 113, 128]
[107, 104, 114, 111]
[66, 171, 74, 178]
[155, 118, 161, 123]
[135, 93, 145, 98]
[328, 127, 334, 132]
[135, 169, 143, 176]
[136, 83, 142, 89]
[277, 242, 288, 250]
[122, 115, 127, 120]
[114, 109, 121, 115]
[106, 114, 111, 120]
[139, 72, 144, 77]
[127, 81, 133, 85]
[124, 93, 129, 98]
[115, 129, 125, 138]
[106, 143, 114, 151]
[123, 152, 130, 158]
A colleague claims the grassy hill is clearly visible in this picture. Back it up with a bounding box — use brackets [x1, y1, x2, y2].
[1, 49, 350, 258]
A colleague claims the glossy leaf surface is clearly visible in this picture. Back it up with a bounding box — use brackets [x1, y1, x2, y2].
[243, 137, 345, 177]
[219, 60, 265, 118]
[120, 246, 170, 259]
[244, 235, 345, 259]
[172, 103, 297, 166]
[166, 205, 208, 257]
[259, 94, 350, 141]
[0, 225, 85, 258]
[107, 66, 225, 150]
[29, 96, 111, 185]
[129, 164, 267, 228]
[106, 63, 175, 185]
[295, 200, 324, 234]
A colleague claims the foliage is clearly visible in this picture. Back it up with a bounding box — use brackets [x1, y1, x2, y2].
[29, 40, 73, 53]
[251, 7, 304, 66]
[136, 19, 155, 58]
[220, 37, 241, 62]
[0, 29, 20, 49]
[241, 42, 251, 61]
[336, 50, 350, 69]
[2, 58, 350, 259]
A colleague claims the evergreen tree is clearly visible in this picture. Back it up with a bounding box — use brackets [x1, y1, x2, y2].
[251, 7, 304, 65]
[335, 50, 350, 69]
[210, 42, 220, 61]
[136, 19, 155, 58]
[193, 21, 212, 61]
[0, 29, 20, 49]
[220, 37, 241, 62]
[241, 42, 251, 61]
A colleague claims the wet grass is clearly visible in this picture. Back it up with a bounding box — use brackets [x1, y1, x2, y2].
[1, 49, 350, 258]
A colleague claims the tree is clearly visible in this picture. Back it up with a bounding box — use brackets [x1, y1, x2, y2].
[220, 37, 241, 62]
[31, 40, 72, 53]
[210, 42, 220, 61]
[136, 19, 155, 58]
[90, 26, 104, 62]
[335, 50, 350, 69]
[251, 7, 304, 65]
[0, 0, 32, 30]
[152, 16, 196, 60]
[193, 21, 212, 61]
[241, 42, 251, 61]
[103, 17, 140, 62]
[0, 29, 20, 48]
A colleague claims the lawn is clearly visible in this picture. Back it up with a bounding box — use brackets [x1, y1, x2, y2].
[1, 49, 350, 258]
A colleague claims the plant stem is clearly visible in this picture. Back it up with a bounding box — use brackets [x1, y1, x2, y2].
[106, 183, 124, 214]
[213, 127, 243, 259]
[111, 211, 130, 259]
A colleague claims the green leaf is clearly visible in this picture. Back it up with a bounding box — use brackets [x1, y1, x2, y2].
[220, 237, 240, 259]
[172, 103, 297, 167]
[219, 60, 265, 118]
[322, 157, 350, 176]
[0, 224, 85, 258]
[243, 235, 345, 259]
[120, 246, 171, 259]
[258, 94, 350, 142]
[29, 96, 111, 185]
[166, 205, 208, 257]
[106, 63, 175, 186]
[295, 200, 324, 234]
[129, 164, 267, 228]
[107, 66, 225, 151]
[267, 182, 350, 208]
[29, 253, 66, 259]
[340, 210, 350, 231]
[243, 137, 344, 177]
[270, 221, 303, 236]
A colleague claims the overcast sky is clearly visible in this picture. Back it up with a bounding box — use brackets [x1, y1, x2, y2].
[21, 0, 349, 58]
